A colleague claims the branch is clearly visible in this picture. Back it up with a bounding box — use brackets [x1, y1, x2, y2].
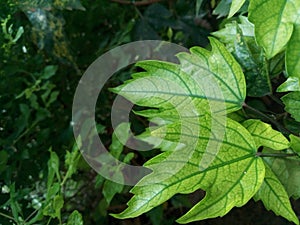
[111, 0, 164, 6]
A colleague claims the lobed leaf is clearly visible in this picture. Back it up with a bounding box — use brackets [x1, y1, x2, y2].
[242, 119, 290, 150]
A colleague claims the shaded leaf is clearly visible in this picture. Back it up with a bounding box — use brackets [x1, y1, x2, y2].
[289, 134, 300, 156]
[242, 119, 290, 150]
[263, 153, 300, 199]
[254, 162, 299, 225]
[281, 92, 300, 122]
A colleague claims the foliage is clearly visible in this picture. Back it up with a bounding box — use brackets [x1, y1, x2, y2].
[1, 0, 300, 224]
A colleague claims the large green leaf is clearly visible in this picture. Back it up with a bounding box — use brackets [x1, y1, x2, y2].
[242, 119, 290, 150]
[111, 119, 265, 223]
[110, 39, 266, 223]
[248, 0, 300, 58]
[254, 161, 299, 225]
[112, 38, 246, 116]
[281, 92, 300, 122]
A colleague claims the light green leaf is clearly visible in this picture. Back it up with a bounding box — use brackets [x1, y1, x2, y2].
[242, 119, 290, 150]
[286, 24, 300, 78]
[281, 92, 300, 122]
[43, 195, 64, 219]
[263, 153, 300, 199]
[228, 0, 246, 18]
[111, 119, 265, 223]
[67, 210, 83, 225]
[254, 162, 299, 225]
[248, 0, 299, 58]
[289, 134, 300, 156]
[277, 77, 300, 92]
[111, 38, 246, 116]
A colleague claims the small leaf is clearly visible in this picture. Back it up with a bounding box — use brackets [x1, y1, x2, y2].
[254, 161, 299, 225]
[242, 119, 290, 150]
[67, 210, 83, 225]
[47, 148, 61, 189]
[277, 77, 300, 92]
[281, 92, 300, 122]
[248, 0, 299, 58]
[289, 134, 300, 156]
[43, 195, 64, 219]
[228, 0, 246, 18]
[41, 65, 58, 80]
[103, 179, 124, 205]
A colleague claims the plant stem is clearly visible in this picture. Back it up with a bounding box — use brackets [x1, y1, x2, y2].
[243, 103, 297, 136]
[0, 211, 16, 222]
[256, 152, 298, 158]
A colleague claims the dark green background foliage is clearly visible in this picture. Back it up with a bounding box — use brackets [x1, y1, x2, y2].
[0, 0, 299, 224]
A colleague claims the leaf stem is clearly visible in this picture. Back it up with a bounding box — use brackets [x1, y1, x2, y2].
[256, 152, 298, 158]
[243, 103, 296, 136]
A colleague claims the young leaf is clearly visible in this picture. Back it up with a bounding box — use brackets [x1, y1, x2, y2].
[281, 92, 300, 122]
[248, 0, 299, 58]
[111, 119, 265, 223]
[228, 0, 246, 18]
[67, 210, 83, 225]
[254, 162, 299, 225]
[242, 119, 290, 150]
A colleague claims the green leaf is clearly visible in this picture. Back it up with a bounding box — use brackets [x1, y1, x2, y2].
[111, 119, 265, 223]
[254, 161, 299, 225]
[228, 0, 246, 18]
[242, 119, 290, 150]
[102, 123, 131, 205]
[111, 38, 246, 115]
[286, 24, 300, 78]
[263, 153, 300, 199]
[289, 134, 300, 156]
[281, 92, 300, 122]
[212, 17, 271, 96]
[110, 122, 131, 159]
[47, 148, 61, 189]
[102, 179, 124, 205]
[67, 210, 83, 225]
[213, 0, 231, 18]
[43, 195, 64, 219]
[248, 0, 300, 58]
[277, 77, 300, 92]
